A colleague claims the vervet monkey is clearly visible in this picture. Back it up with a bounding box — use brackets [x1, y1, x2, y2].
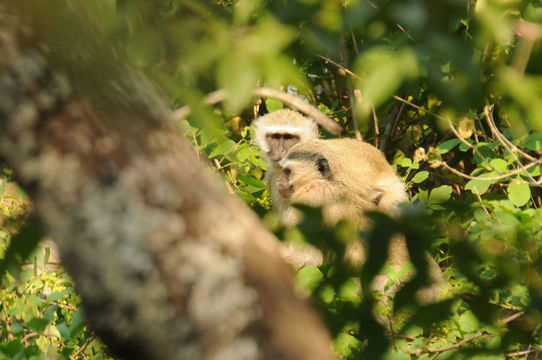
[277, 138, 407, 227]
[252, 109, 319, 217]
[277, 138, 444, 302]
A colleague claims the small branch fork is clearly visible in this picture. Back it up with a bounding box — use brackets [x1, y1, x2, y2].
[407, 311, 527, 358]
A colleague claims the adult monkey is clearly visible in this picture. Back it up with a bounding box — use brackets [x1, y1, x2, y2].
[277, 139, 445, 303]
[252, 109, 319, 225]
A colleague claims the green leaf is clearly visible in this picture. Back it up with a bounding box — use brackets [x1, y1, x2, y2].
[26, 317, 50, 332]
[404, 324, 423, 337]
[0, 340, 24, 357]
[295, 265, 323, 295]
[334, 332, 361, 358]
[217, 52, 258, 111]
[318, 284, 335, 304]
[43, 305, 58, 322]
[489, 159, 508, 172]
[472, 143, 496, 165]
[56, 322, 71, 341]
[355, 47, 418, 115]
[458, 310, 479, 332]
[465, 172, 499, 195]
[238, 175, 265, 192]
[411, 171, 429, 183]
[383, 352, 411, 360]
[437, 138, 462, 154]
[210, 139, 237, 158]
[524, 133, 542, 151]
[507, 181, 531, 207]
[427, 185, 452, 208]
[338, 279, 361, 305]
[399, 158, 413, 168]
[46, 288, 72, 303]
[265, 98, 284, 112]
[10, 322, 23, 336]
[70, 310, 86, 339]
[0, 223, 42, 283]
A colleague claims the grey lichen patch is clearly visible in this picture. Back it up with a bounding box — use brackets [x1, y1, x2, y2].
[51, 179, 181, 357]
[209, 338, 260, 360]
[175, 240, 260, 359]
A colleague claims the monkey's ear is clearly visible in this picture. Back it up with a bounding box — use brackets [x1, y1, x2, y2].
[371, 188, 385, 205]
[316, 158, 331, 178]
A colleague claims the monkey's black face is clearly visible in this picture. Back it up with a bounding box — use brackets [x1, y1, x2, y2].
[277, 166, 293, 198]
[266, 133, 300, 162]
[276, 154, 332, 200]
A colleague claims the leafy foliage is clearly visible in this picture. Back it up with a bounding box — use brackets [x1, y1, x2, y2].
[0, 178, 112, 360]
[3, 0, 542, 359]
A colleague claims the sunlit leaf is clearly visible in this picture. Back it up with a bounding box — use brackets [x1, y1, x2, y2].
[524, 133, 542, 151]
[412, 171, 429, 184]
[437, 138, 462, 154]
[210, 139, 237, 158]
[507, 181, 531, 207]
[355, 47, 418, 116]
[295, 265, 323, 296]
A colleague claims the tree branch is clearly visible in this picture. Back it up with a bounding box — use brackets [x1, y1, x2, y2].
[172, 87, 343, 135]
[0, 3, 334, 359]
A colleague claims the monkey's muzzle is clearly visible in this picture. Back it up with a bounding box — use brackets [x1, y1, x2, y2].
[277, 170, 293, 199]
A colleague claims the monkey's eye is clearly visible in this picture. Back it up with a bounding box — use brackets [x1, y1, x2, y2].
[282, 167, 291, 177]
[271, 133, 281, 139]
[316, 158, 330, 178]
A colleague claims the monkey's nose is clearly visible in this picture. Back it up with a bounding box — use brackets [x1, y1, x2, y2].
[278, 184, 293, 199]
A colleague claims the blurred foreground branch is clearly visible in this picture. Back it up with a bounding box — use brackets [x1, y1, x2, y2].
[0, 2, 333, 359]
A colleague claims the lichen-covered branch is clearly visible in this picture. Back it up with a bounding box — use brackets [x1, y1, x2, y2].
[0, 2, 333, 359]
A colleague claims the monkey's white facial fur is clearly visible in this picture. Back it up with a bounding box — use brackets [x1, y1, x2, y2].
[252, 109, 318, 167]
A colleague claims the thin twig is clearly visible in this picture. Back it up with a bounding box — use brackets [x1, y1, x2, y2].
[317, 54, 362, 81]
[350, 26, 359, 54]
[440, 161, 542, 185]
[427, 333, 486, 353]
[497, 311, 525, 326]
[396, 24, 414, 41]
[472, 186, 490, 216]
[505, 348, 541, 358]
[372, 106, 380, 148]
[484, 105, 538, 164]
[484, 106, 538, 186]
[45, 300, 78, 312]
[340, 34, 362, 141]
[379, 101, 405, 153]
[70, 334, 96, 360]
[213, 159, 236, 195]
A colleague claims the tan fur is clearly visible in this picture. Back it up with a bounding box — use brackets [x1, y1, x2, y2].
[252, 110, 319, 217]
[277, 139, 407, 227]
[276, 139, 444, 303]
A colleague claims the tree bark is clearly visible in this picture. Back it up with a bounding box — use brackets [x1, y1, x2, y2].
[0, 2, 334, 359]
